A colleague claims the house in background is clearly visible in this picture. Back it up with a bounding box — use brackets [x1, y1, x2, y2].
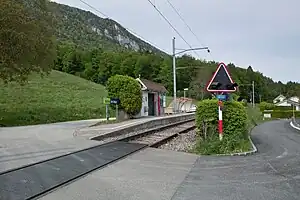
[135, 78, 168, 117]
[289, 96, 299, 103]
[273, 95, 300, 110]
[273, 94, 286, 104]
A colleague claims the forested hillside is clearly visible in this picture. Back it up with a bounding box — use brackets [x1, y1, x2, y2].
[8, 0, 300, 103]
[48, 1, 165, 54]
[53, 41, 300, 103]
[1, 0, 300, 127]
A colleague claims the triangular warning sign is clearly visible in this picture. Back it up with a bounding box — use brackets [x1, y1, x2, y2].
[206, 62, 237, 92]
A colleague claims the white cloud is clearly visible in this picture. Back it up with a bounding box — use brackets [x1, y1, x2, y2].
[52, 0, 300, 83]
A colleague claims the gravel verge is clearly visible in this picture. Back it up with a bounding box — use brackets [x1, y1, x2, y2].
[158, 128, 197, 152]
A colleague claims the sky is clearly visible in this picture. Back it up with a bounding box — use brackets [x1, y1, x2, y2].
[52, 0, 300, 83]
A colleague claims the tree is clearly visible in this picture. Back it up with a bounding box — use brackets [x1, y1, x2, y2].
[157, 57, 173, 94]
[98, 51, 117, 85]
[49, 37, 300, 104]
[0, 0, 56, 83]
[62, 50, 85, 75]
[106, 75, 142, 118]
[134, 55, 152, 79]
[120, 54, 138, 77]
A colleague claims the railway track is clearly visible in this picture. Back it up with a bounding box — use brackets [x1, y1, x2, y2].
[0, 119, 195, 200]
[119, 120, 195, 148]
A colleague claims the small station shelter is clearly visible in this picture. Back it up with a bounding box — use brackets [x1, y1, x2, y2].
[135, 78, 168, 117]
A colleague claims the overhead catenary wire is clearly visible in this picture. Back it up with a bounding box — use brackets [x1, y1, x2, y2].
[146, 0, 201, 58]
[78, 0, 108, 18]
[165, 0, 215, 61]
[165, 0, 206, 48]
[77, 0, 169, 54]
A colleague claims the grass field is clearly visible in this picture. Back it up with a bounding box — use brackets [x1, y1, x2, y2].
[0, 70, 108, 127]
[0, 70, 198, 127]
[246, 105, 264, 129]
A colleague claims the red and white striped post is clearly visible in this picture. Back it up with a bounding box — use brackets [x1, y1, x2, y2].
[218, 100, 223, 141]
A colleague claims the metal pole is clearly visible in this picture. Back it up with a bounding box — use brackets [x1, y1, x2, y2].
[293, 104, 295, 118]
[252, 81, 255, 108]
[116, 104, 118, 121]
[218, 101, 223, 141]
[184, 90, 186, 112]
[172, 37, 177, 114]
[106, 104, 109, 121]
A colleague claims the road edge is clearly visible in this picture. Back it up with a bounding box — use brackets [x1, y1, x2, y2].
[215, 135, 258, 157]
[290, 118, 300, 130]
[215, 124, 258, 157]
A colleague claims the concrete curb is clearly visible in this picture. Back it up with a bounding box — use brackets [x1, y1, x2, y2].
[215, 124, 258, 157]
[215, 135, 258, 156]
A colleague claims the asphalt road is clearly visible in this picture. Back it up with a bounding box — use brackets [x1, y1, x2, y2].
[172, 120, 300, 200]
[2, 119, 300, 199]
[31, 119, 300, 200]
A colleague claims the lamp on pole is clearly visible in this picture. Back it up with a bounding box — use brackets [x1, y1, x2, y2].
[172, 37, 210, 114]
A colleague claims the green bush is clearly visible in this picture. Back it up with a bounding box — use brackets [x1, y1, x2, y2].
[246, 106, 263, 127]
[193, 134, 251, 155]
[231, 93, 239, 101]
[272, 106, 293, 111]
[194, 99, 249, 155]
[241, 100, 248, 107]
[106, 75, 142, 117]
[196, 99, 248, 137]
[259, 101, 275, 111]
[263, 110, 300, 118]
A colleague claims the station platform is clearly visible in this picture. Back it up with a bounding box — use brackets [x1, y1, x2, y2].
[0, 113, 194, 173]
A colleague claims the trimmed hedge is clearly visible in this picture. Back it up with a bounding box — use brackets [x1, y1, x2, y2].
[106, 75, 142, 117]
[196, 99, 248, 137]
[241, 100, 248, 107]
[194, 99, 249, 154]
[272, 106, 293, 111]
[263, 110, 300, 118]
[259, 101, 275, 111]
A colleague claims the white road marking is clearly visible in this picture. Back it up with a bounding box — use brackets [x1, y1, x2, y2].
[290, 121, 300, 130]
[276, 147, 288, 159]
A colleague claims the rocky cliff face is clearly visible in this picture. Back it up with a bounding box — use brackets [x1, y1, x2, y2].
[48, 1, 165, 54]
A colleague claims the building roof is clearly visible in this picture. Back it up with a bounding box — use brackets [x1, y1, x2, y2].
[275, 99, 300, 106]
[287, 99, 300, 106]
[273, 94, 286, 101]
[288, 96, 299, 101]
[136, 78, 168, 93]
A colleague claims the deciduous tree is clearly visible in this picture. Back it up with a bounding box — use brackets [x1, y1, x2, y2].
[0, 0, 56, 83]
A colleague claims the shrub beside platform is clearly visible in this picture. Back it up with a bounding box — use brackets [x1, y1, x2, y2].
[193, 99, 251, 155]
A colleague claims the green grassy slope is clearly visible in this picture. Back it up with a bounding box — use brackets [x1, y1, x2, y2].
[0, 70, 107, 126]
